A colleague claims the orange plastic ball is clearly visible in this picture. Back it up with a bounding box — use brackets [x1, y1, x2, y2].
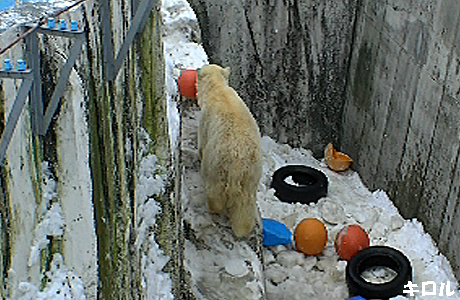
[178, 69, 198, 98]
[334, 224, 370, 261]
[294, 218, 328, 256]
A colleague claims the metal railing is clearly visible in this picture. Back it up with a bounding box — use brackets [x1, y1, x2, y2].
[0, 0, 155, 165]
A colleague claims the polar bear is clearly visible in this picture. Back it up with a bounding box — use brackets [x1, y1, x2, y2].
[197, 64, 262, 237]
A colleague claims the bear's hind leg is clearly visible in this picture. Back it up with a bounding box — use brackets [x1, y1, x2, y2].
[204, 182, 226, 214]
[228, 193, 256, 237]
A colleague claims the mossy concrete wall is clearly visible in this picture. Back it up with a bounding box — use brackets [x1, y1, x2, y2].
[0, 0, 173, 299]
[0, 22, 98, 298]
[342, 0, 460, 279]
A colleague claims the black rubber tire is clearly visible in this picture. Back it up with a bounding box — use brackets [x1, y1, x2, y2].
[346, 246, 412, 299]
[270, 165, 328, 204]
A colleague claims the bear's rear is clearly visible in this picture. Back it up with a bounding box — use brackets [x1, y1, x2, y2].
[197, 64, 262, 237]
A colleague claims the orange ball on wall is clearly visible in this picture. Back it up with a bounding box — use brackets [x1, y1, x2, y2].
[294, 218, 328, 256]
[334, 224, 370, 261]
[178, 69, 198, 99]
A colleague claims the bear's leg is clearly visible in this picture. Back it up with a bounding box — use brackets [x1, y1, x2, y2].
[227, 193, 256, 237]
[204, 181, 226, 214]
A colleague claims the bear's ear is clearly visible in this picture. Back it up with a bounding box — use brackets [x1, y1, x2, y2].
[222, 67, 230, 80]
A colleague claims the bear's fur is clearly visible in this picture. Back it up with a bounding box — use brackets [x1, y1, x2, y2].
[197, 64, 262, 237]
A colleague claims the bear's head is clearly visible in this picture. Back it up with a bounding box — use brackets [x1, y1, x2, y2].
[197, 64, 231, 107]
[198, 64, 230, 85]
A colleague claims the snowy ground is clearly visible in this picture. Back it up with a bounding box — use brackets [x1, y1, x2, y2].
[179, 105, 266, 300]
[0, 0, 77, 31]
[162, 0, 460, 299]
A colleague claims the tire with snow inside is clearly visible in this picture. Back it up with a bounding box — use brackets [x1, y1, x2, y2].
[346, 246, 412, 299]
[270, 165, 328, 204]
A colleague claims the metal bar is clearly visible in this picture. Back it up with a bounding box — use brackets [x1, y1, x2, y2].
[26, 31, 43, 136]
[37, 27, 85, 38]
[0, 25, 39, 57]
[0, 70, 33, 79]
[0, 78, 33, 164]
[0, 0, 88, 56]
[111, 0, 154, 79]
[101, 0, 155, 81]
[110, 0, 155, 81]
[100, 0, 115, 81]
[50, 0, 88, 19]
[40, 35, 85, 135]
[132, 0, 139, 16]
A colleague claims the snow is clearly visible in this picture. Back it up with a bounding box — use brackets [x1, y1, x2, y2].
[163, 0, 208, 153]
[5, 0, 459, 299]
[16, 254, 86, 300]
[0, 0, 77, 31]
[12, 132, 174, 300]
[28, 202, 64, 267]
[257, 137, 460, 299]
[136, 129, 174, 300]
[12, 162, 87, 300]
[28, 162, 64, 267]
[162, 0, 460, 299]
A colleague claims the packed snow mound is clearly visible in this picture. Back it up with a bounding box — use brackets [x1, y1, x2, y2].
[257, 136, 459, 300]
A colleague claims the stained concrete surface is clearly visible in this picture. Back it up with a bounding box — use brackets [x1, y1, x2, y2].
[342, 0, 460, 279]
[187, 0, 359, 156]
[188, 0, 460, 280]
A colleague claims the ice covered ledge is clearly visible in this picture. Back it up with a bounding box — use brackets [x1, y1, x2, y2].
[177, 105, 266, 300]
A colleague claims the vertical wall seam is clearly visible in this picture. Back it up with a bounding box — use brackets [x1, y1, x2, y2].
[243, 1, 264, 73]
[342, 0, 362, 106]
[438, 44, 460, 243]
[395, 49, 420, 182]
[414, 83, 445, 224]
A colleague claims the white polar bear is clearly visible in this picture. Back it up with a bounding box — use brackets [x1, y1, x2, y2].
[197, 64, 262, 237]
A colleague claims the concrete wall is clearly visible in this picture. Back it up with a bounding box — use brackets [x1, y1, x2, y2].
[0, 23, 99, 298]
[341, 0, 460, 278]
[0, 0, 171, 299]
[188, 0, 359, 156]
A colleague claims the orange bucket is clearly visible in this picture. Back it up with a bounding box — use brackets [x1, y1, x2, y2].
[178, 69, 198, 98]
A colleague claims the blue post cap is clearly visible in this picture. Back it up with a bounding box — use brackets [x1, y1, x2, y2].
[60, 19, 66, 30]
[262, 218, 292, 246]
[17, 60, 26, 71]
[3, 59, 12, 71]
[70, 20, 78, 31]
[48, 17, 55, 29]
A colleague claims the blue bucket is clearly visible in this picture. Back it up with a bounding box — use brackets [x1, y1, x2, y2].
[262, 218, 292, 246]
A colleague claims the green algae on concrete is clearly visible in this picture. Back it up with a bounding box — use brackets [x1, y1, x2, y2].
[0, 86, 7, 299]
[88, 0, 173, 298]
[137, 7, 186, 297]
[139, 13, 170, 165]
[0, 0, 176, 298]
